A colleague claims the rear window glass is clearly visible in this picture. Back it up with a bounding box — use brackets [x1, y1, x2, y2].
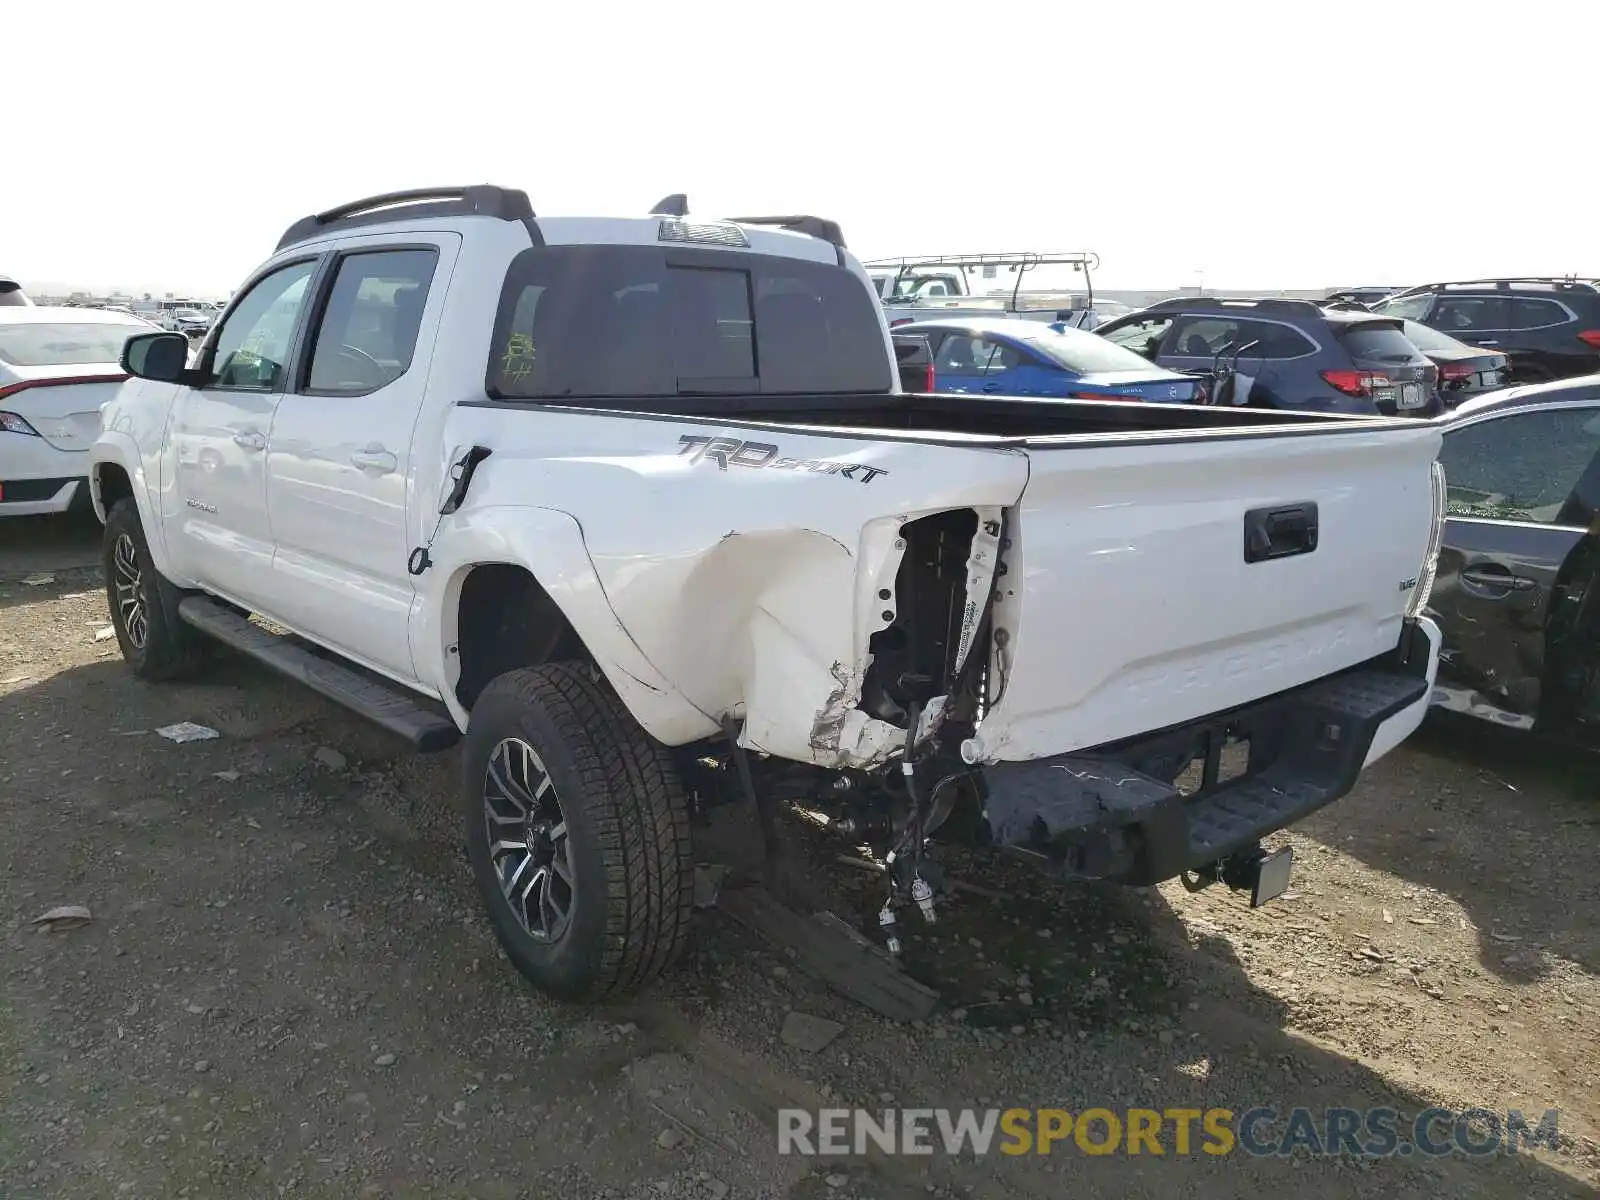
[1022, 326, 1164, 374]
[1335, 323, 1423, 363]
[1399, 320, 1461, 355]
[487, 246, 891, 399]
[0, 321, 146, 366]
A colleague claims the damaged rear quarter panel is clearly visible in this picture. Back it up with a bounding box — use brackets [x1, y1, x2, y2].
[551, 419, 1029, 765]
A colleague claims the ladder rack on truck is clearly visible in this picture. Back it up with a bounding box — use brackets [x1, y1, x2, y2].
[863, 250, 1101, 315]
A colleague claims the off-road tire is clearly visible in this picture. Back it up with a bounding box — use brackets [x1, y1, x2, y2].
[102, 499, 206, 681]
[463, 663, 693, 1000]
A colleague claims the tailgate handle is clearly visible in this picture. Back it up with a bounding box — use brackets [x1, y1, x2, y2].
[1244, 502, 1318, 563]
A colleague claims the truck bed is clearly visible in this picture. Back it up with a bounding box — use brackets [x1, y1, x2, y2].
[508, 391, 1408, 444]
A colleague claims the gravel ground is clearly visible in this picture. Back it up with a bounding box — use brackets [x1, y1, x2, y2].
[2, 513, 1597, 1199]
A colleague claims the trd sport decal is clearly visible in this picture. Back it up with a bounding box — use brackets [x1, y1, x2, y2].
[676, 435, 889, 484]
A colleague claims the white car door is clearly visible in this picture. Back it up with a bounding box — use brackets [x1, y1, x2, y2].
[260, 236, 459, 683]
[168, 258, 321, 602]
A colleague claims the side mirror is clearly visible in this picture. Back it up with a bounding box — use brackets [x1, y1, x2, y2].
[121, 331, 191, 383]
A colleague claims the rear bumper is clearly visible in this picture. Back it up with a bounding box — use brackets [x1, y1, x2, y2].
[1, 435, 88, 516]
[977, 617, 1438, 886]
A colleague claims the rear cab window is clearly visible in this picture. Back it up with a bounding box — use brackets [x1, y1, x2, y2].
[487, 245, 891, 399]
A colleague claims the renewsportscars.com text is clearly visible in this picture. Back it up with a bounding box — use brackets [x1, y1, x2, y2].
[777, 1106, 1562, 1159]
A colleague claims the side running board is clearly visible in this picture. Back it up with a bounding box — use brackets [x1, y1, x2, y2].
[177, 597, 460, 752]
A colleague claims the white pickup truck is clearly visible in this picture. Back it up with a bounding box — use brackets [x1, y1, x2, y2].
[90, 185, 1446, 1002]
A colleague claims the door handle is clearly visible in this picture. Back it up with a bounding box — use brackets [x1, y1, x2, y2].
[981, 382, 1000, 393]
[1460, 565, 1536, 592]
[350, 447, 398, 474]
[232, 430, 265, 452]
[1244, 501, 1319, 563]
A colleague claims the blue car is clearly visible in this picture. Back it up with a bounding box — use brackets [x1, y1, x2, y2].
[895, 317, 1204, 404]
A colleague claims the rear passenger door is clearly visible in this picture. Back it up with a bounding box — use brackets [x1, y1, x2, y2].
[1431, 402, 1600, 733]
[261, 237, 459, 683]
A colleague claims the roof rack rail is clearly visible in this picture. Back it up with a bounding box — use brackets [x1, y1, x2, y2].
[650, 193, 689, 217]
[275, 185, 540, 251]
[1403, 276, 1600, 295]
[1144, 295, 1324, 316]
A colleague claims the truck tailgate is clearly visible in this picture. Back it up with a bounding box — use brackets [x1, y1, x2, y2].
[969, 422, 1443, 763]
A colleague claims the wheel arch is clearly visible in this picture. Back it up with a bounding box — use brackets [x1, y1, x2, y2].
[89, 435, 173, 576]
[416, 505, 718, 745]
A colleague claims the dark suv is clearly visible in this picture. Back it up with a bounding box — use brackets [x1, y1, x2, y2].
[1372, 278, 1600, 384]
[1094, 297, 1440, 416]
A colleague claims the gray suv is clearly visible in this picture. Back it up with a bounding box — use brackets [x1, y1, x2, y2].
[1094, 297, 1441, 417]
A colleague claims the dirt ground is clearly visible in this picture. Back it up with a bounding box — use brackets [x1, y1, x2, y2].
[2, 512, 1597, 1199]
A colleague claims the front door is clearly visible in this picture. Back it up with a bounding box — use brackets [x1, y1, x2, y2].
[1430, 400, 1600, 733]
[168, 258, 321, 603]
[262, 239, 456, 683]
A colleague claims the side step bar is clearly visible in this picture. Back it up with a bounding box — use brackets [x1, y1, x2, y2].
[177, 597, 461, 752]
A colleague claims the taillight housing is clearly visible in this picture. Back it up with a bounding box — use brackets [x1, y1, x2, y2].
[1577, 330, 1600, 349]
[1407, 460, 1448, 620]
[919, 364, 935, 393]
[1321, 368, 1392, 397]
[0, 410, 41, 436]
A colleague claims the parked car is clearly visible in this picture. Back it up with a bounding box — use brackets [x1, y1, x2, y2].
[893, 317, 1205, 403]
[1427, 376, 1600, 745]
[1095, 296, 1442, 416]
[0, 306, 156, 516]
[1, 275, 31, 307]
[1395, 319, 1510, 407]
[1374, 278, 1600, 385]
[90, 184, 1444, 1003]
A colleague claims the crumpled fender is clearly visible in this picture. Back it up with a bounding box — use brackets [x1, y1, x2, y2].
[413, 503, 720, 742]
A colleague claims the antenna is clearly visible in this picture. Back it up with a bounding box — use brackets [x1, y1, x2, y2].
[650, 194, 689, 217]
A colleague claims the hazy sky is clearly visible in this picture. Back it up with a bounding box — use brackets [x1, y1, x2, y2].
[6, 0, 1587, 295]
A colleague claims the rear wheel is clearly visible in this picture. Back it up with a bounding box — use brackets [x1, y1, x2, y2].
[462, 663, 693, 1000]
[102, 499, 206, 680]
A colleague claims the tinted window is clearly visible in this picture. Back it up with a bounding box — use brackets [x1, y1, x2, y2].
[1399, 320, 1466, 356]
[1508, 297, 1570, 330]
[488, 246, 890, 398]
[1375, 293, 1434, 322]
[1431, 296, 1508, 332]
[0, 321, 149, 366]
[1098, 315, 1172, 359]
[1167, 316, 1310, 360]
[934, 335, 1021, 375]
[1440, 407, 1600, 524]
[209, 260, 318, 392]
[1023, 327, 1164, 374]
[306, 249, 439, 393]
[1335, 323, 1426, 364]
